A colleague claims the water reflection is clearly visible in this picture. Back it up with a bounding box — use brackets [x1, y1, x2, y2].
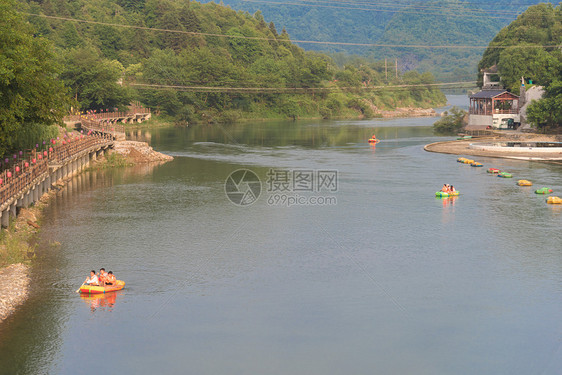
[439, 196, 458, 208]
[80, 291, 122, 313]
[135, 118, 439, 152]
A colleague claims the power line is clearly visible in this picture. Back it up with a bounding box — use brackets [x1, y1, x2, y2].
[21, 13, 562, 49]
[129, 81, 477, 93]
[253, 0, 553, 15]
[283, 0, 555, 8]
[240, 0, 525, 19]
[298, 0, 519, 14]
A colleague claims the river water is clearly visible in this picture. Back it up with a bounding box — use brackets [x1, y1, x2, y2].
[1, 96, 561, 374]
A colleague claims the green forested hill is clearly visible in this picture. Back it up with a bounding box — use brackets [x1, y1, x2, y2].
[477, 3, 562, 128]
[205, 0, 548, 80]
[11, 0, 445, 126]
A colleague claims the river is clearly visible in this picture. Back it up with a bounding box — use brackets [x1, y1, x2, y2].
[1, 96, 561, 375]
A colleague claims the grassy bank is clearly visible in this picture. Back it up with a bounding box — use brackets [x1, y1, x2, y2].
[85, 152, 134, 170]
[0, 196, 49, 268]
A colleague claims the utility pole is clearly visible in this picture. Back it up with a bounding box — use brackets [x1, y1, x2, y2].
[395, 58, 398, 79]
[385, 58, 388, 80]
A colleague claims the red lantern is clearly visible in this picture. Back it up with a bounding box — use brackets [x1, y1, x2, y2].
[49, 147, 53, 152]
[44, 151, 48, 156]
[24, 162, 29, 168]
[7, 171, 12, 178]
[15, 166, 20, 172]
[32, 158, 36, 164]
[38, 155, 43, 160]
[62, 140, 66, 145]
[0, 178, 3, 185]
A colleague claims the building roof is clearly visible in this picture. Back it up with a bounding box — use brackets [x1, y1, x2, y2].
[481, 65, 499, 74]
[469, 90, 518, 99]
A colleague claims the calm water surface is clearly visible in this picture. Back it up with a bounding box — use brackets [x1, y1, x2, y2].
[1, 97, 561, 374]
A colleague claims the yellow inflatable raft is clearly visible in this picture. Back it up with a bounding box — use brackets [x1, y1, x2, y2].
[517, 180, 533, 186]
[80, 280, 125, 294]
[547, 196, 562, 204]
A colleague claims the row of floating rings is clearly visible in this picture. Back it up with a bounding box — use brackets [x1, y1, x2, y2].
[456, 157, 560, 204]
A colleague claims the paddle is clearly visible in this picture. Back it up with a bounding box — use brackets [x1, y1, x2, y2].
[76, 283, 85, 293]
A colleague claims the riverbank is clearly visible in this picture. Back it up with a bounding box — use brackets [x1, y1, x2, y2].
[0, 191, 51, 323]
[125, 106, 441, 129]
[0, 264, 30, 323]
[0, 139, 172, 324]
[424, 133, 562, 162]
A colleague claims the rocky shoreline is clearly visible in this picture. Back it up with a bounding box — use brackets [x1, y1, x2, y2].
[377, 107, 437, 118]
[0, 264, 30, 323]
[0, 140, 172, 325]
[113, 140, 174, 163]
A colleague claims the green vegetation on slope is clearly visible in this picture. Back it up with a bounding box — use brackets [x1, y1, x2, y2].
[15, 0, 445, 127]
[478, 3, 562, 128]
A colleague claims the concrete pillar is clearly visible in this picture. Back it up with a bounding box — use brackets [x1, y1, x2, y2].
[11, 202, 18, 215]
[34, 185, 40, 202]
[1, 209, 9, 228]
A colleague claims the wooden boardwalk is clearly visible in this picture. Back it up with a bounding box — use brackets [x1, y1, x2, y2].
[1, 104, 150, 228]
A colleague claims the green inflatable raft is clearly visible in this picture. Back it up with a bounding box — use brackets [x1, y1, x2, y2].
[435, 191, 460, 197]
[535, 187, 553, 194]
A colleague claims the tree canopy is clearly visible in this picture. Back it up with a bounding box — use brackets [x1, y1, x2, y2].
[0, 0, 68, 156]
[478, 3, 562, 128]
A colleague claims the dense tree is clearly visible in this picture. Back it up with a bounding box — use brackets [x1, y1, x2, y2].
[478, 4, 562, 128]
[527, 80, 562, 129]
[433, 107, 466, 135]
[60, 47, 131, 111]
[0, 0, 68, 156]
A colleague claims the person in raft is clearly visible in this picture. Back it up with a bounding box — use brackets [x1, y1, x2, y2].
[105, 271, 116, 286]
[98, 268, 108, 286]
[441, 184, 449, 192]
[85, 270, 99, 286]
[450, 185, 456, 193]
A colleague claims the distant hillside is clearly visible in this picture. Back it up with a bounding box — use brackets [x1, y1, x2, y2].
[17, 0, 446, 125]
[207, 0, 548, 80]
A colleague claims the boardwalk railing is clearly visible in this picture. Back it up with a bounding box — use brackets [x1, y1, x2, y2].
[80, 117, 125, 138]
[0, 134, 112, 212]
[1, 104, 150, 222]
[64, 104, 151, 139]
